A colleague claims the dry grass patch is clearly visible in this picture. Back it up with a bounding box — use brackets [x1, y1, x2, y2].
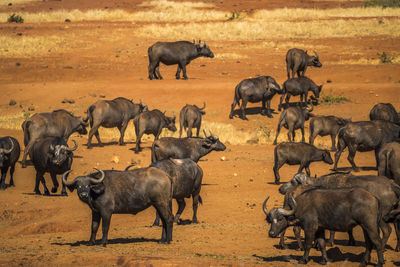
[0, 114, 26, 130]
[215, 53, 248, 59]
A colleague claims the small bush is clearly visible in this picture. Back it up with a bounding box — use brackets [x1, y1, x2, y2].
[318, 92, 350, 105]
[377, 52, 396, 64]
[227, 10, 241, 21]
[364, 0, 400, 7]
[7, 13, 24, 23]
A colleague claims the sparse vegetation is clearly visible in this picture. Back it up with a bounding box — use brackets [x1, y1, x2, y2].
[377, 52, 396, 63]
[227, 10, 241, 21]
[7, 13, 24, 23]
[318, 92, 350, 105]
[365, 0, 400, 8]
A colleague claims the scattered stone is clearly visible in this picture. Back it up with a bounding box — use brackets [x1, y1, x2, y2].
[65, 19, 71, 23]
[16, 62, 21, 67]
[16, 32, 22, 36]
[111, 155, 120, 164]
[8, 3, 12, 6]
[221, 72, 229, 75]
[246, 139, 258, 144]
[326, 79, 332, 83]
[99, 94, 106, 98]
[249, 178, 253, 182]
[63, 65, 73, 69]
[61, 98, 75, 104]
[200, 64, 206, 67]
[220, 156, 226, 161]
[9, 99, 16, 106]
[233, 173, 238, 177]
[234, 184, 238, 188]
[28, 106, 34, 111]
[89, 93, 97, 97]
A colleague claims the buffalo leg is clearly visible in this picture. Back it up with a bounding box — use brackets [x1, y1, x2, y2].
[362, 225, 384, 267]
[35, 171, 49, 195]
[21, 141, 34, 168]
[285, 95, 291, 110]
[395, 222, 400, 252]
[300, 125, 305, 143]
[174, 199, 186, 222]
[148, 60, 157, 80]
[299, 227, 316, 264]
[261, 98, 268, 116]
[0, 167, 8, 189]
[155, 204, 173, 244]
[118, 122, 128, 146]
[186, 121, 194, 138]
[273, 159, 285, 184]
[309, 130, 318, 146]
[240, 99, 248, 120]
[180, 63, 188, 80]
[330, 134, 336, 151]
[9, 163, 15, 187]
[196, 126, 200, 138]
[273, 120, 284, 145]
[333, 138, 346, 171]
[100, 213, 111, 247]
[303, 92, 309, 107]
[229, 96, 238, 119]
[287, 122, 295, 142]
[294, 226, 304, 250]
[380, 220, 392, 250]
[278, 93, 285, 111]
[49, 171, 59, 194]
[316, 229, 328, 265]
[153, 211, 161, 227]
[266, 98, 273, 118]
[304, 165, 311, 177]
[155, 64, 163, 80]
[135, 131, 143, 153]
[87, 124, 101, 149]
[347, 145, 359, 171]
[192, 193, 200, 223]
[374, 149, 380, 171]
[175, 66, 181, 79]
[347, 230, 355, 246]
[89, 211, 101, 245]
[278, 229, 289, 250]
[327, 231, 335, 247]
[293, 63, 300, 78]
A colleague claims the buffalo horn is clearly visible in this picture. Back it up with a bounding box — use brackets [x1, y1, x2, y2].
[173, 112, 176, 120]
[313, 50, 319, 58]
[1, 138, 14, 154]
[203, 129, 209, 138]
[67, 140, 78, 152]
[262, 196, 270, 215]
[62, 170, 76, 186]
[277, 207, 295, 216]
[89, 168, 105, 184]
[199, 102, 206, 110]
[124, 164, 135, 171]
[306, 102, 314, 112]
[49, 143, 55, 151]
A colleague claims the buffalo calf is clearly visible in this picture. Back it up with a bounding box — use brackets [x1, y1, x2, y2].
[179, 102, 206, 138]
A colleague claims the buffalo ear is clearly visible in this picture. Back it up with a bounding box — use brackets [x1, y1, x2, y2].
[67, 184, 76, 193]
[90, 183, 105, 195]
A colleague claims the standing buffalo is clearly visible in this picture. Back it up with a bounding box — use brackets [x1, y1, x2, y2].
[62, 167, 174, 246]
[379, 141, 400, 186]
[309, 115, 351, 151]
[133, 109, 176, 153]
[0, 137, 20, 190]
[21, 109, 87, 168]
[370, 103, 400, 125]
[273, 104, 314, 145]
[273, 142, 333, 184]
[84, 97, 148, 149]
[333, 120, 400, 171]
[229, 76, 282, 120]
[278, 76, 322, 111]
[179, 102, 206, 138]
[264, 187, 384, 266]
[148, 40, 214, 80]
[286, 48, 322, 79]
[151, 131, 226, 163]
[149, 158, 203, 225]
[30, 136, 76, 195]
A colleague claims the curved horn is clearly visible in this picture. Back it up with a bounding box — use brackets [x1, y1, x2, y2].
[306, 102, 314, 112]
[67, 140, 78, 152]
[124, 164, 135, 171]
[277, 207, 295, 216]
[199, 102, 206, 110]
[2, 138, 14, 154]
[313, 50, 319, 58]
[173, 112, 176, 120]
[62, 170, 76, 186]
[88, 168, 105, 184]
[49, 143, 55, 151]
[203, 129, 209, 138]
[262, 196, 270, 215]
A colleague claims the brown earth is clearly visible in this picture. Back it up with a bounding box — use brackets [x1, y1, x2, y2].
[1, 0, 400, 266]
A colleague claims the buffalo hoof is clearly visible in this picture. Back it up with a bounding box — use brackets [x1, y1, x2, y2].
[274, 179, 280, 185]
[277, 244, 288, 250]
[44, 190, 50, 196]
[51, 187, 58, 193]
[175, 76, 180, 80]
[34, 190, 41, 195]
[347, 239, 356, 246]
[183, 77, 188, 80]
[21, 163, 27, 168]
[320, 259, 328, 265]
[0, 184, 6, 190]
[298, 258, 308, 265]
[9, 183, 15, 187]
[242, 117, 248, 121]
[353, 167, 361, 172]
[152, 223, 161, 227]
[296, 246, 305, 251]
[158, 240, 170, 244]
[191, 219, 199, 224]
[395, 245, 400, 252]
[327, 241, 334, 247]
[267, 113, 273, 118]
[87, 146, 93, 149]
[88, 240, 96, 246]
[61, 192, 68, 196]
[229, 115, 233, 119]
[261, 109, 267, 116]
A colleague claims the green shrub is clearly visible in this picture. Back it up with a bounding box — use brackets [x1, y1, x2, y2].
[7, 13, 24, 23]
[227, 10, 241, 21]
[377, 52, 396, 64]
[318, 92, 350, 105]
[364, 0, 400, 7]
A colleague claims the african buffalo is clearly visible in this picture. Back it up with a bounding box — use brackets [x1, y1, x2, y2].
[133, 109, 176, 153]
[286, 48, 322, 79]
[333, 120, 400, 171]
[379, 141, 400, 186]
[264, 187, 384, 266]
[273, 142, 333, 184]
[30, 136, 76, 195]
[0, 137, 20, 190]
[149, 158, 203, 225]
[278, 76, 322, 110]
[309, 115, 351, 151]
[62, 167, 174, 245]
[151, 131, 226, 163]
[179, 102, 206, 138]
[21, 109, 87, 168]
[273, 104, 314, 145]
[370, 103, 400, 125]
[84, 97, 148, 149]
[229, 76, 282, 120]
[148, 40, 214, 80]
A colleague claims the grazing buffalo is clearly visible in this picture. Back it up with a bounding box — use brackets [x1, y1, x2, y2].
[84, 97, 148, 149]
[0, 137, 20, 190]
[148, 40, 214, 80]
[133, 109, 177, 153]
[278, 76, 322, 111]
[379, 141, 400, 186]
[273, 142, 333, 184]
[333, 120, 400, 171]
[264, 187, 384, 266]
[370, 103, 400, 125]
[179, 102, 206, 138]
[286, 48, 322, 79]
[279, 172, 400, 251]
[30, 136, 76, 195]
[273, 104, 314, 145]
[21, 109, 87, 168]
[151, 131, 226, 163]
[309, 115, 351, 151]
[149, 158, 203, 225]
[62, 167, 174, 246]
[229, 76, 282, 120]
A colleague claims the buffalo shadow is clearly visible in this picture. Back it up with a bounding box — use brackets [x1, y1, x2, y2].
[52, 237, 159, 247]
[230, 107, 279, 119]
[85, 141, 135, 148]
[22, 192, 69, 197]
[331, 166, 378, 172]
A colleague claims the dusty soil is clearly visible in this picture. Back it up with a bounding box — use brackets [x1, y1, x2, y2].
[1, 0, 400, 266]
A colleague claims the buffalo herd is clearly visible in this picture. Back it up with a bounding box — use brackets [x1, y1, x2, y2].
[1, 41, 399, 266]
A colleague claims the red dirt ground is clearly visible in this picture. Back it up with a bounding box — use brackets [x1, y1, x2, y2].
[1, 0, 400, 266]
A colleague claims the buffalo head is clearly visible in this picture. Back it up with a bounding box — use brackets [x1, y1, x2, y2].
[203, 130, 226, 151]
[263, 196, 296, 238]
[195, 102, 206, 115]
[0, 138, 14, 168]
[307, 51, 322, 68]
[49, 140, 77, 165]
[322, 150, 333, 164]
[278, 172, 309, 195]
[76, 117, 88, 135]
[266, 77, 282, 94]
[165, 113, 177, 132]
[196, 41, 214, 58]
[62, 168, 105, 202]
[139, 100, 148, 113]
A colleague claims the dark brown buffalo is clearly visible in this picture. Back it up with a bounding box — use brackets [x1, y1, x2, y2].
[286, 48, 322, 79]
[333, 120, 400, 171]
[133, 109, 177, 153]
[264, 187, 384, 266]
[84, 97, 147, 149]
[379, 141, 400, 186]
[21, 109, 87, 168]
[0, 137, 20, 190]
[148, 40, 214, 80]
[151, 131, 226, 163]
[30, 136, 76, 196]
[273, 142, 333, 184]
[179, 102, 206, 138]
[229, 76, 282, 120]
[309, 115, 351, 151]
[370, 103, 400, 125]
[62, 168, 174, 246]
[273, 104, 314, 145]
